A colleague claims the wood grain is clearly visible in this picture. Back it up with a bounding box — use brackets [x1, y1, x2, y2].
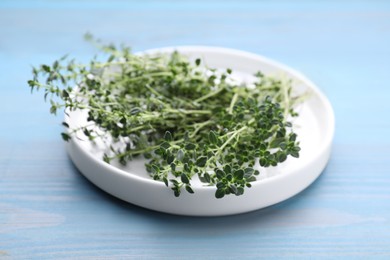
[1, 0, 390, 258]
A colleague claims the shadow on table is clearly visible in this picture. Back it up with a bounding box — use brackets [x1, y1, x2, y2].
[68, 158, 329, 234]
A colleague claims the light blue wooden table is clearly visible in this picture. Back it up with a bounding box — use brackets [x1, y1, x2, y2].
[1, 0, 390, 258]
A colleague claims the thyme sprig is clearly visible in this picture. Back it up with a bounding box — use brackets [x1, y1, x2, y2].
[28, 36, 304, 198]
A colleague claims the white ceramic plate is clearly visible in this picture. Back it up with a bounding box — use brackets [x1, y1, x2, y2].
[65, 46, 334, 216]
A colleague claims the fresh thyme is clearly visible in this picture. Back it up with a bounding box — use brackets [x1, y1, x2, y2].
[28, 35, 304, 198]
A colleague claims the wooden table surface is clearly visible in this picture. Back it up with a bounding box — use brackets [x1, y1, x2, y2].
[1, 0, 390, 258]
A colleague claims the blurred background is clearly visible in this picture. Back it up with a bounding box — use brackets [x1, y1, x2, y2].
[1, 0, 390, 258]
[1, 1, 389, 142]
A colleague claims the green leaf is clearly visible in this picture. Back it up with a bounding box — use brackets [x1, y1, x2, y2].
[185, 143, 196, 150]
[244, 168, 254, 178]
[292, 146, 301, 152]
[198, 175, 207, 183]
[170, 162, 176, 171]
[160, 142, 170, 150]
[53, 61, 59, 69]
[154, 147, 165, 156]
[167, 154, 175, 164]
[196, 156, 207, 167]
[163, 177, 169, 187]
[215, 169, 225, 179]
[290, 151, 299, 158]
[103, 153, 110, 163]
[185, 185, 194, 194]
[170, 179, 179, 185]
[208, 130, 218, 145]
[247, 176, 256, 182]
[289, 133, 297, 141]
[234, 169, 244, 180]
[223, 165, 231, 174]
[195, 58, 201, 66]
[259, 158, 267, 167]
[237, 187, 244, 195]
[164, 131, 172, 142]
[208, 75, 217, 84]
[184, 163, 190, 172]
[41, 64, 51, 73]
[174, 189, 181, 197]
[107, 54, 115, 62]
[151, 164, 160, 173]
[216, 182, 225, 189]
[204, 172, 211, 183]
[83, 128, 91, 137]
[229, 184, 238, 195]
[278, 152, 287, 162]
[119, 117, 127, 125]
[215, 188, 225, 199]
[181, 173, 190, 184]
[61, 132, 71, 141]
[27, 80, 38, 87]
[270, 138, 284, 148]
[50, 105, 57, 115]
[226, 174, 233, 181]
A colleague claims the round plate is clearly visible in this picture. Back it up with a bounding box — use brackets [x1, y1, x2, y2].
[65, 46, 335, 216]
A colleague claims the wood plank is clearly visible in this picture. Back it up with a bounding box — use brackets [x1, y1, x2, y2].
[1, 0, 389, 258]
